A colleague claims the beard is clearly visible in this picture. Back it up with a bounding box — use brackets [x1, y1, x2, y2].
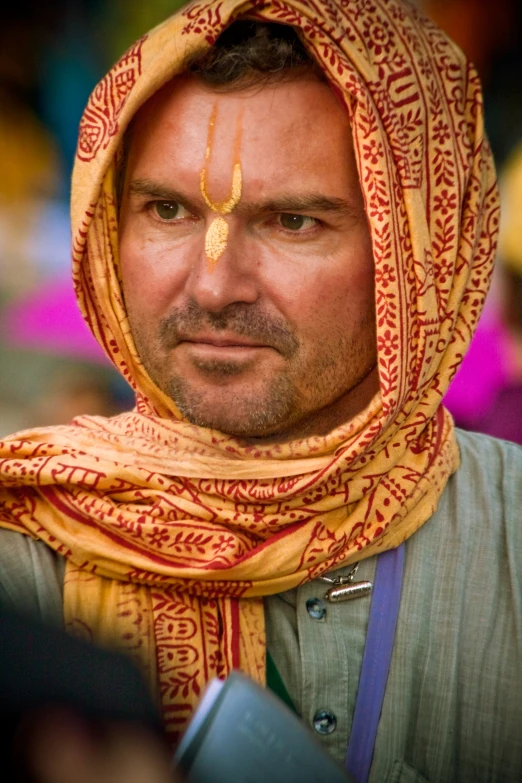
[165, 360, 302, 436]
[131, 299, 377, 440]
[157, 299, 299, 358]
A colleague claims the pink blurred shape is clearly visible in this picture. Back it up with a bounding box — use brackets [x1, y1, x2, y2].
[443, 315, 508, 426]
[1, 278, 108, 364]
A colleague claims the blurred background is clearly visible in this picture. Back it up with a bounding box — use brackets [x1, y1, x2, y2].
[0, 0, 521, 441]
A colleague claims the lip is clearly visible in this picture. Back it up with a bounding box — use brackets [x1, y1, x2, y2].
[177, 336, 271, 364]
[180, 334, 268, 349]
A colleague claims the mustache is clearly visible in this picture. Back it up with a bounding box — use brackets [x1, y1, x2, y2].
[158, 301, 299, 358]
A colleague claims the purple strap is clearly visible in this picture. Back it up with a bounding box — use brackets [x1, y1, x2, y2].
[345, 544, 405, 783]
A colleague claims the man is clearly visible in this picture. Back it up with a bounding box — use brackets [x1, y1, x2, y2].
[0, 1, 521, 781]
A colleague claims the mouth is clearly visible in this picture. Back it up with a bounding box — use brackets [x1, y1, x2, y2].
[181, 337, 269, 348]
[181, 333, 268, 349]
[177, 334, 272, 363]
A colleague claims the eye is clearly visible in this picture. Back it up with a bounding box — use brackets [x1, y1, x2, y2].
[279, 213, 318, 231]
[152, 201, 191, 221]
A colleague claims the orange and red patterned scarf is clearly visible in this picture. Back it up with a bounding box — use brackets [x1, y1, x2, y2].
[0, 0, 498, 744]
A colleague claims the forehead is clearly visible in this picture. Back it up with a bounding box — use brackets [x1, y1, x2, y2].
[126, 75, 362, 201]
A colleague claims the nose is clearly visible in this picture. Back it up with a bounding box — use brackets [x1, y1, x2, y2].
[184, 219, 259, 312]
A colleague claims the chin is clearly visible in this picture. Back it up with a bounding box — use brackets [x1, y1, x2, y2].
[181, 404, 288, 438]
[168, 377, 297, 438]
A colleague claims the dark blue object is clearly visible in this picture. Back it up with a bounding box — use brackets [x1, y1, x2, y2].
[345, 544, 405, 782]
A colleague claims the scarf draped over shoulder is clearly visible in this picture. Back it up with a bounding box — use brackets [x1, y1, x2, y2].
[0, 0, 499, 744]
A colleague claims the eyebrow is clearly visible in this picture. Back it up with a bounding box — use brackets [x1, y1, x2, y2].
[242, 194, 365, 220]
[128, 178, 365, 220]
[128, 179, 200, 212]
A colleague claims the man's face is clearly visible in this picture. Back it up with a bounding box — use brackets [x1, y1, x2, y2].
[119, 74, 378, 442]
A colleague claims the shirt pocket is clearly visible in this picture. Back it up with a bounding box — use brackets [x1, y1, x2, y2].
[386, 759, 430, 783]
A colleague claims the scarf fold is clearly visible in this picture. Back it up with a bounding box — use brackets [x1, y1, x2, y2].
[0, 0, 498, 744]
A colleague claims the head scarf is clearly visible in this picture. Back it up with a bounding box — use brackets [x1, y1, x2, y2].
[0, 0, 498, 744]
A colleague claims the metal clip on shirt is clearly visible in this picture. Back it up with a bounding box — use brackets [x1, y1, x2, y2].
[320, 563, 373, 603]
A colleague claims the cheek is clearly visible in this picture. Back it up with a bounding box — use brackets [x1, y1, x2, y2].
[119, 228, 192, 316]
[324, 242, 376, 323]
[268, 250, 375, 341]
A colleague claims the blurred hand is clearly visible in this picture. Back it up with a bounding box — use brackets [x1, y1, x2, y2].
[16, 706, 182, 783]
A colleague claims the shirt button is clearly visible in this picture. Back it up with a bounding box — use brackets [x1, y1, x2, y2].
[313, 709, 337, 735]
[306, 597, 327, 620]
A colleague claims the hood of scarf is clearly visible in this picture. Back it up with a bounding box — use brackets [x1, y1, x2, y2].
[0, 0, 498, 744]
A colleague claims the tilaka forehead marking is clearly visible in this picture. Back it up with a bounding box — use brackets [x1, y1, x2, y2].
[200, 103, 243, 271]
[205, 216, 229, 266]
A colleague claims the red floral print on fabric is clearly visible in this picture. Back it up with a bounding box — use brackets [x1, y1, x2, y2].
[77, 36, 147, 162]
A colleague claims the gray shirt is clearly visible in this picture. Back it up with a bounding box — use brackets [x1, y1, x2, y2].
[1, 429, 521, 782]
